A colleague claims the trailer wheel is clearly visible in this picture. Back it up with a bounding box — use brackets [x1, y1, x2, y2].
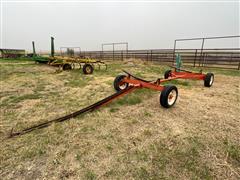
[114, 75, 129, 91]
[204, 73, 214, 87]
[164, 70, 172, 79]
[83, 64, 94, 74]
[62, 63, 72, 71]
[160, 85, 178, 108]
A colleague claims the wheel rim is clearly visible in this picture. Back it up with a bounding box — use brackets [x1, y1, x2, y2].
[209, 75, 213, 85]
[167, 89, 177, 106]
[119, 82, 127, 90]
[86, 66, 91, 73]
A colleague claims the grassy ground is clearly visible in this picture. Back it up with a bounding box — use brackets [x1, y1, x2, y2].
[0, 58, 240, 179]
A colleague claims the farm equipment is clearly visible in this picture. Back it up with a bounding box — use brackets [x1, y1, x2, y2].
[8, 55, 214, 138]
[113, 71, 179, 108]
[48, 55, 107, 74]
[9, 70, 180, 138]
[32, 37, 107, 74]
[163, 54, 214, 87]
[164, 66, 214, 87]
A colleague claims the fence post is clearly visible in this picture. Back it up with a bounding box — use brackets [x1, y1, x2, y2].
[202, 53, 205, 67]
[193, 49, 197, 67]
[199, 38, 205, 67]
[121, 51, 123, 61]
[113, 44, 115, 61]
[147, 51, 148, 61]
[151, 50, 153, 61]
[173, 40, 176, 64]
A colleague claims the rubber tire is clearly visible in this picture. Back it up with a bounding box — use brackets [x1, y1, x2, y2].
[113, 75, 129, 91]
[83, 64, 94, 74]
[204, 73, 214, 87]
[62, 63, 72, 71]
[164, 70, 172, 79]
[160, 85, 178, 108]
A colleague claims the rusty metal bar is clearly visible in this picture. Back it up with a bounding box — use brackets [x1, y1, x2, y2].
[9, 86, 137, 138]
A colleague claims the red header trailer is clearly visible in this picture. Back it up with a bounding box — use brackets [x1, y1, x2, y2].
[163, 66, 214, 87]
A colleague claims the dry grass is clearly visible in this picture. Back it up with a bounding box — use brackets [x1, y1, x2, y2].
[0, 59, 240, 179]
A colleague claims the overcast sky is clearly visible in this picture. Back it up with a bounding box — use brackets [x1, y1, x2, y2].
[0, 1, 239, 52]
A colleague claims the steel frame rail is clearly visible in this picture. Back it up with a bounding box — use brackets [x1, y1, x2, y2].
[165, 66, 206, 81]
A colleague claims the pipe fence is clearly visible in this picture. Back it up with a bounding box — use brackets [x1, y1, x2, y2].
[78, 48, 240, 70]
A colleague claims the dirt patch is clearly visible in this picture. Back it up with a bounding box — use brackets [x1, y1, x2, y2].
[123, 58, 149, 66]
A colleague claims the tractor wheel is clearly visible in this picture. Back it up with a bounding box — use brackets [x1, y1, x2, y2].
[114, 75, 129, 91]
[83, 64, 94, 74]
[164, 70, 172, 79]
[204, 73, 214, 87]
[62, 63, 72, 71]
[160, 85, 178, 108]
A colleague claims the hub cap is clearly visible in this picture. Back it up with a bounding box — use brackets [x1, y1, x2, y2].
[86, 67, 91, 73]
[168, 89, 177, 105]
[119, 82, 127, 90]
